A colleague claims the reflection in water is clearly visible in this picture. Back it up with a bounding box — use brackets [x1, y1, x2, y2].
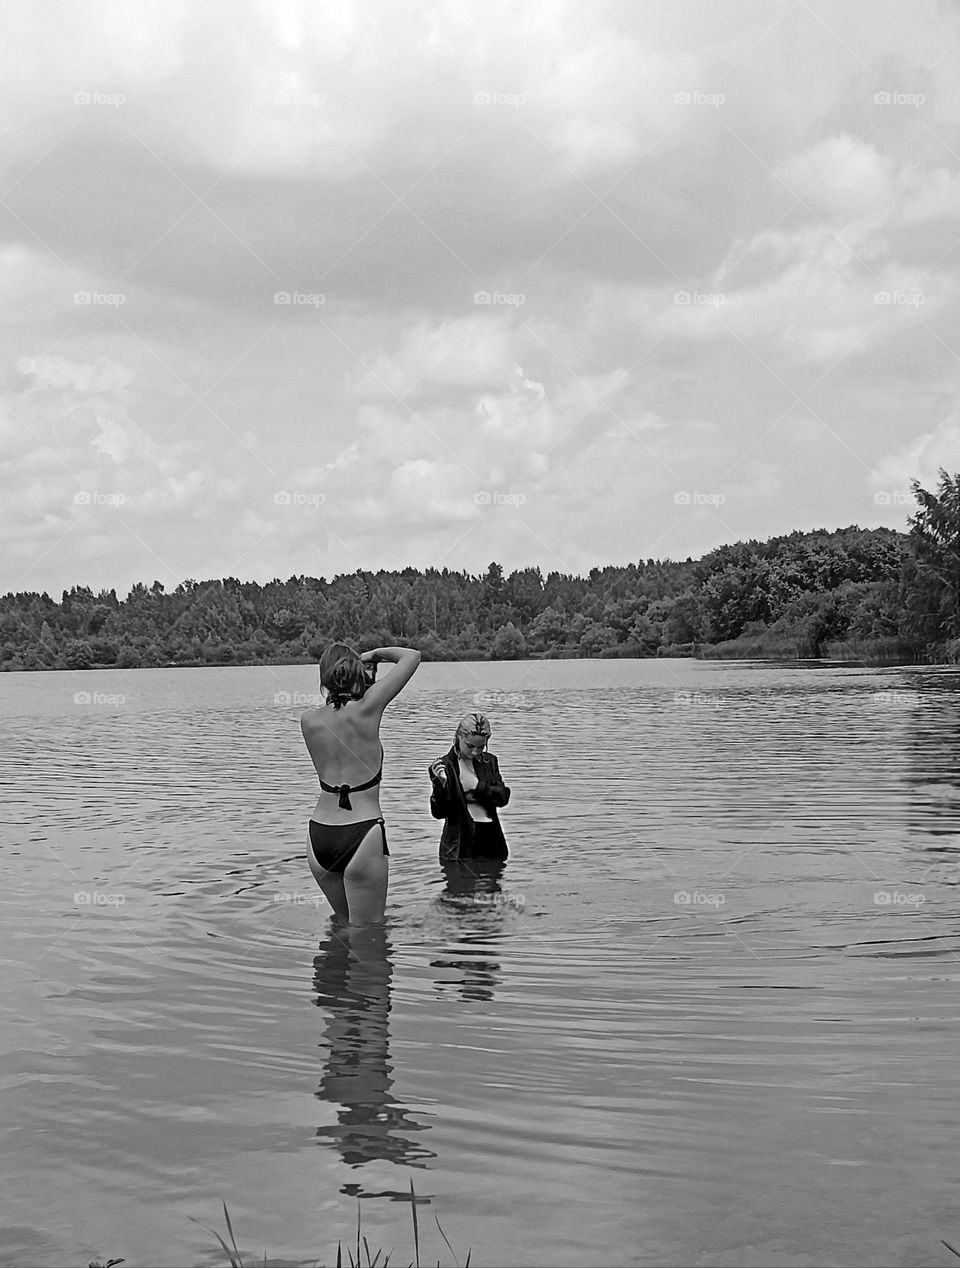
[312, 923, 433, 1172]
[431, 858, 508, 1002]
[12, 662, 960, 1267]
[905, 674, 960, 874]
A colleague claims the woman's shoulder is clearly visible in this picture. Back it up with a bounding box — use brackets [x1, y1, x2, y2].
[300, 705, 330, 733]
[305, 700, 380, 738]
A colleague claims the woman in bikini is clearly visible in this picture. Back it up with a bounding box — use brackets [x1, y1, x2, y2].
[302, 643, 421, 923]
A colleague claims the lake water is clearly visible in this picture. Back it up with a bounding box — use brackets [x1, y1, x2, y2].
[2, 658, 960, 1268]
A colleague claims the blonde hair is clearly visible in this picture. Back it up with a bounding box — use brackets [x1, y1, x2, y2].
[455, 711, 491, 742]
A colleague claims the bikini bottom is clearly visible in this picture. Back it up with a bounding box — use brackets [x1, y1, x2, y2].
[309, 817, 388, 874]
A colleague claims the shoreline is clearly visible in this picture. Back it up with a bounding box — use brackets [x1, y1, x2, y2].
[3, 650, 959, 672]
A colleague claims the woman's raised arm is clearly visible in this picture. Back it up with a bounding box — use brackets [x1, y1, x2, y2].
[358, 646, 421, 711]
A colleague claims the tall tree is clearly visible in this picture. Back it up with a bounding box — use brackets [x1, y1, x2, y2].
[902, 470, 960, 642]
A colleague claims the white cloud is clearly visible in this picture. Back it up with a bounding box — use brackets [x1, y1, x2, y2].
[16, 355, 135, 396]
[3, 0, 960, 593]
[870, 416, 960, 496]
[776, 135, 894, 217]
[900, 166, 960, 223]
[350, 316, 515, 401]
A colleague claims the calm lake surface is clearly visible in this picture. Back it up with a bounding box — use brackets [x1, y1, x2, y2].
[2, 658, 960, 1268]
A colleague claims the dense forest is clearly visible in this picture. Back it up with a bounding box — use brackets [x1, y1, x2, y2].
[3, 472, 959, 670]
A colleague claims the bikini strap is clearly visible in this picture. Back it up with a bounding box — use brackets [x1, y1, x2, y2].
[318, 767, 383, 810]
[318, 747, 384, 810]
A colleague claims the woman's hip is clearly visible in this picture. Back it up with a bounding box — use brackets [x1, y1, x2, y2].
[308, 817, 389, 874]
[453, 820, 508, 858]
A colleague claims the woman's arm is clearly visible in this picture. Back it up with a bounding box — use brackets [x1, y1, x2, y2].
[474, 755, 511, 808]
[358, 646, 421, 711]
[429, 758, 452, 818]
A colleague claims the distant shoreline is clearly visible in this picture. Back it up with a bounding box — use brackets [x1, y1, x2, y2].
[6, 512, 960, 671]
[3, 649, 957, 672]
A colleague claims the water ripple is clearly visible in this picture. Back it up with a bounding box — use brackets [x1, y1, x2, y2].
[1, 661, 960, 1265]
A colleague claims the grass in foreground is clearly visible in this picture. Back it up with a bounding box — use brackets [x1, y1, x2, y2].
[90, 1220, 960, 1268]
[179, 1179, 470, 1268]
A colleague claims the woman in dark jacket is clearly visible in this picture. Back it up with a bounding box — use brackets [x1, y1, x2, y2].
[428, 712, 511, 862]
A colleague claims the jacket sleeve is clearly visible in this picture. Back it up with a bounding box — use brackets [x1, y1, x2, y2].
[474, 756, 511, 808]
[430, 764, 452, 818]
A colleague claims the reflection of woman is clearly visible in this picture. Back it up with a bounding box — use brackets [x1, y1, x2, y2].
[428, 712, 511, 862]
[312, 924, 433, 1169]
[440, 854, 507, 901]
[302, 643, 421, 923]
[432, 857, 507, 1003]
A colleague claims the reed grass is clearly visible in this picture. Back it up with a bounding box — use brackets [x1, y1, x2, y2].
[87, 1220, 960, 1266]
[176, 1179, 471, 1268]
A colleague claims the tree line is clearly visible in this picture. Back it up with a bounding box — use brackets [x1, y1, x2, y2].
[2, 471, 958, 671]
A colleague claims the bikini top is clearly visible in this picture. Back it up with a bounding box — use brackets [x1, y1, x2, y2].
[318, 747, 384, 810]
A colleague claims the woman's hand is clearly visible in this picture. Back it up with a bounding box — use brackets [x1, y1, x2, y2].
[429, 759, 448, 785]
[356, 647, 421, 711]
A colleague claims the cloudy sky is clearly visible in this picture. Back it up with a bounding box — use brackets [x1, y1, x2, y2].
[3, 0, 960, 598]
